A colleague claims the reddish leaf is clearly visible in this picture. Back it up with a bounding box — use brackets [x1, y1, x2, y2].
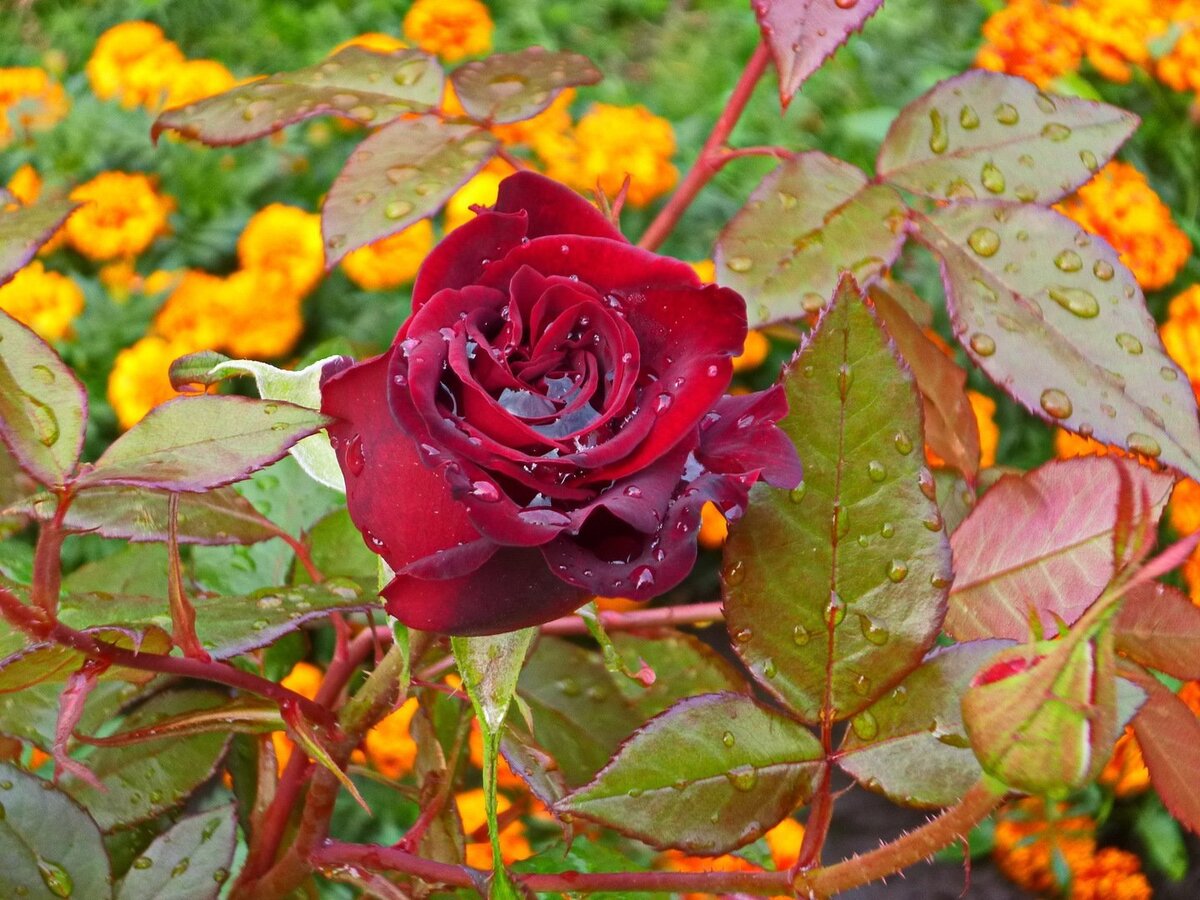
[52, 658, 109, 789]
[714, 152, 906, 325]
[0, 199, 77, 288]
[917, 201, 1200, 479]
[450, 48, 601, 124]
[1115, 581, 1200, 680]
[76, 396, 330, 493]
[1129, 673, 1200, 833]
[152, 47, 443, 146]
[322, 117, 497, 267]
[870, 282, 980, 479]
[877, 71, 1137, 204]
[752, 0, 885, 107]
[0, 310, 88, 487]
[947, 457, 1173, 640]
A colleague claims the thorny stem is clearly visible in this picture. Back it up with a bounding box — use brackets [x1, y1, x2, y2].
[30, 487, 72, 616]
[166, 492, 209, 661]
[540, 600, 724, 635]
[394, 702, 472, 854]
[637, 41, 772, 252]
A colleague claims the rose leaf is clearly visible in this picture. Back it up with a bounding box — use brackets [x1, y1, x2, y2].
[450, 48, 601, 124]
[877, 71, 1137, 203]
[723, 277, 952, 725]
[0, 198, 77, 287]
[115, 805, 236, 900]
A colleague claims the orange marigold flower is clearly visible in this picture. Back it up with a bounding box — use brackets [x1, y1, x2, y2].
[106, 335, 188, 430]
[0, 261, 84, 342]
[455, 788, 532, 868]
[0, 67, 68, 147]
[540, 103, 678, 208]
[593, 595, 642, 613]
[1169, 476, 1200, 536]
[689, 260, 715, 284]
[443, 158, 517, 232]
[341, 220, 434, 290]
[154, 270, 233, 352]
[492, 89, 575, 147]
[1161, 284, 1200, 388]
[733, 330, 771, 374]
[466, 719, 524, 790]
[5, 164, 42, 206]
[329, 33, 408, 56]
[237, 203, 325, 299]
[1099, 727, 1151, 797]
[66, 171, 174, 261]
[1067, 0, 1166, 84]
[363, 697, 419, 779]
[219, 269, 306, 360]
[927, 390, 998, 469]
[403, 0, 493, 63]
[1179, 680, 1200, 714]
[1158, 24, 1200, 94]
[163, 59, 237, 110]
[658, 849, 760, 900]
[975, 0, 1082, 87]
[763, 817, 806, 870]
[698, 501, 729, 550]
[87, 22, 169, 101]
[271, 662, 324, 772]
[1055, 161, 1191, 291]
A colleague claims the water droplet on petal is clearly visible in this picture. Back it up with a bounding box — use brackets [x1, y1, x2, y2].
[345, 434, 366, 476]
[1048, 286, 1099, 318]
[969, 333, 996, 356]
[1093, 259, 1115, 281]
[1040, 388, 1073, 419]
[967, 227, 1000, 257]
[1115, 332, 1143, 354]
[1053, 249, 1082, 272]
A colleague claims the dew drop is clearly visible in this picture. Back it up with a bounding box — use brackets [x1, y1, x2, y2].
[880, 521, 895, 538]
[1093, 259, 1115, 281]
[1039, 388, 1073, 419]
[1053, 249, 1082, 272]
[471, 480, 500, 502]
[384, 199, 414, 220]
[733, 627, 753, 643]
[36, 859, 72, 898]
[722, 730, 736, 748]
[385, 164, 418, 183]
[850, 710, 879, 740]
[1115, 332, 1143, 355]
[851, 671, 873, 696]
[858, 614, 889, 645]
[723, 560, 746, 586]
[959, 105, 980, 129]
[726, 256, 753, 273]
[1079, 149, 1099, 172]
[1048, 286, 1099, 318]
[633, 566, 655, 589]
[834, 0, 859, 8]
[1035, 91, 1058, 113]
[1161, 366, 1180, 381]
[838, 362, 853, 398]
[171, 859, 190, 878]
[980, 162, 1005, 194]
[1041, 122, 1071, 141]
[922, 513, 943, 532]
[726, 765, 759, 792]
[893, 431, 914, 455]
[918, 467, 937, 500]
[887, 560, 908, 583]
[345, 433, 366, 476]
[867, 460, 887, 482]
[967, 227, 1000, 257]
[1127, 433, 1162, 458]
[761, 658, 777, 679]
[928, 108, 949, 154]
[964, 332, 996, 359]
[826, 591, 846, 626]
[994, 102, 1019, 125]
[792, 624, 811, 646]
[132, 857, 152, 870]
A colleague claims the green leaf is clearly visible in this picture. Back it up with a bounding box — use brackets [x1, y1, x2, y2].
[1115, 581, 1200, 681]
[322, 117, 498, 266]
[450, 48, 601, 124]
[0, 309, 88, 487]
[0, 680, 140, 753]
[876, 71, 1137, 203]
[946, 457, 1172, 640]
[837, 640, 1009, 808]
[62, 689, 231, 831]
[607, 631, 747, 720]
[116, 805, 235, 900]
[453, 629, 536, 892]
[869, 282, 980, 479]
[63, 545, 169, 598]
[0, 761, 112, 900]
[1132, 796, 1190, 880]
[557, 692, 824, 854]
[0, 199, 77, 288]
[916, 201, 1200, 478]
[292, 508, 378, 591]
[152, 46, 444, 146]
[723, 277, 952, 724]
[169, 354, 348, 493]
[962, 630, 1118, 796]
[714, 152, 906, 325]
[11, 485, 283, 546]
[77, 396, 330, 493]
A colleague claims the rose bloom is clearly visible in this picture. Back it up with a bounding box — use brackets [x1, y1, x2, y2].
[321, 173, 801, 634]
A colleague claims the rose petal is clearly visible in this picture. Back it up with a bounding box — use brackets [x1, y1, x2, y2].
[411, 209, 528, 312]
[697, 387, 803, 488]
[382, 546, 589, 635]
[320, 350, 494, 576]
[493, 171, 627, 242]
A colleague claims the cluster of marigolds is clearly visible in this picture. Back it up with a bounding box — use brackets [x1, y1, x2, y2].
[4, 0, 1200, 895]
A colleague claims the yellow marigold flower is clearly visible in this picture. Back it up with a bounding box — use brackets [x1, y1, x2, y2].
[271, 662, 325, 772]
[163, 59, 236, 110]
[927, 390, 998, 469]
[1056, 161, 1191, 291]
[0, 67, 69, 147]
[1161, 284, 1200, 388]
[219, 269, 306, 360]
[1067, 0, 1165, 85]
[341, 220, 434, 290]
[1169, 476, 1200, 536]
[1158, 22, 1200, 93]
[455, 788, 532, 868]
[593, 595, 642, 613]
[1099, 727, 1151, 797]
[237, 204, 325, 299]
[86, 21, 186, 110]
[763, 817, 806, 870]
[540, 104, 679, 208]
[443, 158, 517, 232]
[0, 261, 84, 342]
[363, 697, 418, 779]
[107, 335, 188, 430]
[329, 33, 408, 56]
[404, 0, 493, 63]
[733, 330, 770, 374]
[66, 171, 173, 261]
[657, 849, 760, 900]
[154, 270, 234, 352]
[975, 0, 1082, 88]
[492, 89, 575, 147]
[689, 260, 715, 284]
[698, 501, 729, 550]
[6, 164, 41, 206]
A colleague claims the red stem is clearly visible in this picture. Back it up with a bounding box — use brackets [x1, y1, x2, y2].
[167, 492, 210, 661]
[636, 41, 772, 252]
[540, 601, 724, 635]
[0, 585, 336, 729]
[30, 488, 72, 615]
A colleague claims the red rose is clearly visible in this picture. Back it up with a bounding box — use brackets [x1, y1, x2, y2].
[321, 172, 801, 635]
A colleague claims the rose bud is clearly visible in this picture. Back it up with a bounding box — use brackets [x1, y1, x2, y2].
[321, 172, 802, 635]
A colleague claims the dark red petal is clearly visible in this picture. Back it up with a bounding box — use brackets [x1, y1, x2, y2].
[477, 235, 701, 298]
[382, 547, 589, 636]
[320, 350, 493, 576]
[698, 387, 803, 488]
[493, 171, 627, 242]
[566, 439, 695, 536]
[411, 210, 528, 312]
